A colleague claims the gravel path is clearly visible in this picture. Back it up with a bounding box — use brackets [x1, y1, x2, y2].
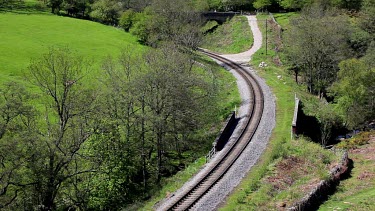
[220, 15, 263, 65]
[156, 15, 275, 211]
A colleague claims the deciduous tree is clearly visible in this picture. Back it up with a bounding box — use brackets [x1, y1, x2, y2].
[284, 6, 350, 96]
[330, 59, 375, 129]
[26, 47, 98, 210]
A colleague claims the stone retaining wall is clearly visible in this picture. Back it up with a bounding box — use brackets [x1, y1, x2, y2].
[288, 151, 349, 210]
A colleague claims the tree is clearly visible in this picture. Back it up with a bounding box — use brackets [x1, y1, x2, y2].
[253, 0, 272, 10]
[284, 6, 350, 96]
[129, 9, 152, 44]
[119, 9, 135, 31]
[87, 48, 145, 209]
[90, 0, 121, 25]
[130, 0, 203, 50]
[63, 0, 91, 17]
[330, 59, 375, 129]
[360, 0, 375, 35]
[48, 0, 63, 13]
[26, 47, 98, 210]
[315, 102, 341, 146]
[280, 0, 311, 10]
[135, 45, 213, 182]
[0, 82, 36, 209]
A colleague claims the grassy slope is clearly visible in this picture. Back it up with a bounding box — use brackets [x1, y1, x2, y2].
[0, 12, 142, 84]
[201, 16, 253, 54]
[319, 135, 375, 210]
[220, 13, 341, 210]
[272, 12, 298, 30]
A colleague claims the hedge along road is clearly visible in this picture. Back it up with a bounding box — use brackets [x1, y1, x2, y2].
[156, 15, 275, 211]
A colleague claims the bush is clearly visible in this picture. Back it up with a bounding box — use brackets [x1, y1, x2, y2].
[119, 9, 135, 31]
[130, 11, 151, 43]
[337, 131, 374, 149]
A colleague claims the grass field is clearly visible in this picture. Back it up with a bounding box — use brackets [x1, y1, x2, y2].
[201, 16, 253, 54]
[0, 12, 142, 84]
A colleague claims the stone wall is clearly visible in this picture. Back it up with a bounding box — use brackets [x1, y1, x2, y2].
[288, 151, 349, 210]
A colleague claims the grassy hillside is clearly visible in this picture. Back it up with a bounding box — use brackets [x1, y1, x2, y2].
[0, 12, 142, 84]
[201, 16, 253, 54]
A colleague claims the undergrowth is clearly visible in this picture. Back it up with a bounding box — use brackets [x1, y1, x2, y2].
[337, 131, 375, 149]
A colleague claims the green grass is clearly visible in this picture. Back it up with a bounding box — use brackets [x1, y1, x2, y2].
[136, 157, 206, 211]
[273, 12, 299, 30]
[201, 15, 253, 54]
[320, 188, 375, 211]
[220, 13, 341, 210]
[319, 136, 375, 211]
[0, 12, 143, 84]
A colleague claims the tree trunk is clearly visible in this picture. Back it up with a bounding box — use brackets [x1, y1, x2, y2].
[157, 130, 162, 183]
[141, 97, 147, 196]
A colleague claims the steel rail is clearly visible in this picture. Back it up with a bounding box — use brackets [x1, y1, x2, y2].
[162, 50, 264, 211]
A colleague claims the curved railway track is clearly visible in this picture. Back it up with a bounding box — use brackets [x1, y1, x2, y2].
[161, 50, 265, 211]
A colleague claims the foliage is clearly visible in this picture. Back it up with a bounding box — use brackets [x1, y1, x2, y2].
[0, 81, 36, 209]
[129, 9, 152, 44]
[0, 41, 239, 209]
[360, 0, 375, 35]
[253, 0, 272, 10]
[306, 100, 342, 146]
[89, 0, 121, 25]
[337, 131, 374, 149]
[0, 48, 98, 210]
[201, 20, 219, 34]
[128, 0, 204, 49]
[202, 16, 253, 54]
[329, 59, 375, 129]
[280, 0, 311, 10]
[191, 0, 254, 11]
[284, 5, 350, 95]
[146, 0, 203, 49]
[119, 8, 135, 31]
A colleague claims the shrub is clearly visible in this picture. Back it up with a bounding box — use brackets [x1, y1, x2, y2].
[337, 131, 374, 149]
[130, 11, 151, 43]
[119, 9, 135, 31]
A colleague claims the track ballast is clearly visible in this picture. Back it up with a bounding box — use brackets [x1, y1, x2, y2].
[160, 50, 265, 211]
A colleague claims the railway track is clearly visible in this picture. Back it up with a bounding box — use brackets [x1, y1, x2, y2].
[160, 50, 265, 211]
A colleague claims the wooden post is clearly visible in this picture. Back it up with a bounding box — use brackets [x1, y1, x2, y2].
[265, 19, 268, 55]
